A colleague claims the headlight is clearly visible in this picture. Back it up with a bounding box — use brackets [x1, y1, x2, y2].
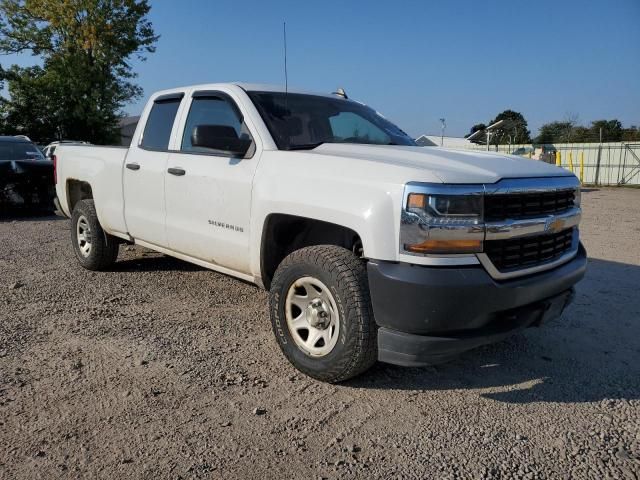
[401, 190, 484, 255]
[573, 187, 581, 207]
[407, 193, 482, 218]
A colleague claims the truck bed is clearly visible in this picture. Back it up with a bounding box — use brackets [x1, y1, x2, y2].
[55, 145, 129, 236]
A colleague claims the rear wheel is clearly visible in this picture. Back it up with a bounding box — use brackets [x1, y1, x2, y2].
[71, 199, 120, 270]
[269, 245, 377, 382]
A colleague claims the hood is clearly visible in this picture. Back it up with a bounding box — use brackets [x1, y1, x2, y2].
[308, 144, 573, 184]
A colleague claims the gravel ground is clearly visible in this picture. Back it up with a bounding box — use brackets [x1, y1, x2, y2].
[1, 187, 639, 479]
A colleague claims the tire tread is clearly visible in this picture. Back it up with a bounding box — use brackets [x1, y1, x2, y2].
[269, 245, 377, 382]
[71, 199, 119, 271]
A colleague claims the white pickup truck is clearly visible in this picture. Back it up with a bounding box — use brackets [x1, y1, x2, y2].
[55, 83, 586, 382]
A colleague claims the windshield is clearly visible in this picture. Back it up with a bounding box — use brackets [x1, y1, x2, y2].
[247, 91, 416, 150]
[0, 141, 46, 161]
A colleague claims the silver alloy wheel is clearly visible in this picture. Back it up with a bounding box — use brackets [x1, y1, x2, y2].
[76, 215, 92, 257]
[285, 276, 340, 357]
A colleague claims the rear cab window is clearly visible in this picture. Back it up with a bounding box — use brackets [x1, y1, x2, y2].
[140, 93, 183, 150]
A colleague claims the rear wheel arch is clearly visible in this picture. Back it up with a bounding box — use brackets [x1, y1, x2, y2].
[66, 179, 94, 214]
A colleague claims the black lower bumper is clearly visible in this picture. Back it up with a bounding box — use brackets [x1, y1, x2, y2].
[368, 244, 587, 367]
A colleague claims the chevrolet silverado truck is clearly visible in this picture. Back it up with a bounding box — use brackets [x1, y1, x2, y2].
[54, 83, 586, 382]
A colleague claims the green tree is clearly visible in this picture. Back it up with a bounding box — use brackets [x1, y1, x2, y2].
[535, 118, 627, 144]
[487, 110, 532, 145]
[535, 121, 574, 144]
[569, 126, 591, 143]
[0, 0, 157, 144]
[590, 119, 623, 142]
[0, 64, 61, 140]
[621, 126, 640, 142]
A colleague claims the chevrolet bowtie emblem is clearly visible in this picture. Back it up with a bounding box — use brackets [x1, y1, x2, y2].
[545, 217, 565, 233]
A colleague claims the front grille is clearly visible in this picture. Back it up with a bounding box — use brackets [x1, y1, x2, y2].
[484, 189, 575, 221]
[485, 228, 575, 271]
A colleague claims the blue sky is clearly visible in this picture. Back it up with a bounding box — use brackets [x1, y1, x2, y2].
[3, 0, 639, 137]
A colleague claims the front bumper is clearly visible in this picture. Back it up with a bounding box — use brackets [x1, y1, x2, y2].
[368, 244, 587, 366]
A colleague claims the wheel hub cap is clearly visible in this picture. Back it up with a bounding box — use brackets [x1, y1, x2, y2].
[285, 276, 340, 357]
[76, 215, 92, 257]
[307, 298, 331, 330]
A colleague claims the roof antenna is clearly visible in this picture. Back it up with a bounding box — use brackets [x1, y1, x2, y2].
[283, 21, 288, 96]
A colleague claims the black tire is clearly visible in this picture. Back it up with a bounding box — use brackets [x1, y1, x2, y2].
[269, 245, 377, 383]
[70, 199, 120, 271]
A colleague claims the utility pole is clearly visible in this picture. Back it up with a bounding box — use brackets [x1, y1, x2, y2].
[439, 118, 446, 146]
[595, 127, 603, 185]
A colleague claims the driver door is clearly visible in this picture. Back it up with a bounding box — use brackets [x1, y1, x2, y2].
[164, 90, 259, 274]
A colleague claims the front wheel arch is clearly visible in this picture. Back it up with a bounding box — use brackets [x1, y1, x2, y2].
[260, 214, 364, 290]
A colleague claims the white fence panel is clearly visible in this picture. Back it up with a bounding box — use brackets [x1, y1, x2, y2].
[444, 142, 640, 186]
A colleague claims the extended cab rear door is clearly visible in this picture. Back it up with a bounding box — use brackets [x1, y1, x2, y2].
[164, 89, 261, 274]
[123, 93, 183, 247]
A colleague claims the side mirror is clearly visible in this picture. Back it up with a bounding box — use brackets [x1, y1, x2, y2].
[191, 125, 251, 156]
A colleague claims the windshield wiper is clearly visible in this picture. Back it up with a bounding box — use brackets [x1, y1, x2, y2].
[286, 142, 325, 151]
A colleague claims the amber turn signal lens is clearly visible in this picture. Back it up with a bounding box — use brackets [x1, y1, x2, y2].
[405, 239, 482, 254]
[407, 193, 426, 209]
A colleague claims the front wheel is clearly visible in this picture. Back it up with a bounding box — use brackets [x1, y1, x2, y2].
[70, 199, 120, 271]
[269, 245, 377, 383]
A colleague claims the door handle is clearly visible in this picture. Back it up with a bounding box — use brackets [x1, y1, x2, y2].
[126, 163, 140, 171]
[167, 167, 186, 176]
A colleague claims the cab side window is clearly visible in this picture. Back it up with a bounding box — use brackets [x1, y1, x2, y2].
[141, 96, 182, 150]
[181, 95, 253, 154]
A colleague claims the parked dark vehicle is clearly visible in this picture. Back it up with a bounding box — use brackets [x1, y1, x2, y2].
[0, 136, 55, 213]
